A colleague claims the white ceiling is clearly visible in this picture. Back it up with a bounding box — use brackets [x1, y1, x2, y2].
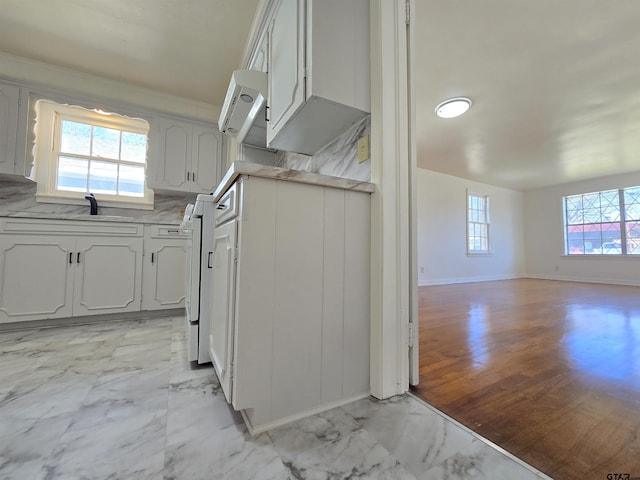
[415, 1, 640, 190]
[0, 0, 259, 106]
[1, 1, 640, 190]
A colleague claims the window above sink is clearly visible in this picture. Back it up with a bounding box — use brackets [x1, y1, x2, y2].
[33, 100, 154, 210]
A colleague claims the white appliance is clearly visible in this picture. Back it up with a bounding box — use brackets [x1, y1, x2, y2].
[218, 69, 268, 148]
[181, 195, 216, 364]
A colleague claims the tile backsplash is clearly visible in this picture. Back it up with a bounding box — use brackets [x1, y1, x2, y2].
[0, 179, 194, 224]
[276, 116, 371, 182]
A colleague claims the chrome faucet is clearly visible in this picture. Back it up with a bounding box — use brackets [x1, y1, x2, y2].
[84, 193, 98, 215]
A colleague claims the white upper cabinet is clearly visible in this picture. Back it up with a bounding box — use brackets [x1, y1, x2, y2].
[0, 82, 21, 175]
[266, 0, 370, 155]
[148, 116, 223, 194]
[191, 123, 222, 193]
[249, 28, 269, 74]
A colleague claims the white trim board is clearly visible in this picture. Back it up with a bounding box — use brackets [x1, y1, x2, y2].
[418, 274, 640, 287]
[524, 274, 640, 287]
[418, 274, 525, 287]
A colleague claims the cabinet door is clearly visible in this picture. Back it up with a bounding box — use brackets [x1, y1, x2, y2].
[250, 29, 269, 73]
[0, 83, 20, 174]
[0, 235, 74, 323]
[209, 220, 237, 404]
[191, 124, 222, 193]
[148, 117, 192, 191]
[73, 237, 143, 316]
[142, 238, 187, 310]
[266, 0, 306, 146]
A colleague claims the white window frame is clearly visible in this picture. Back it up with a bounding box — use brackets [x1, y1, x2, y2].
[563, 187, 640, 256]
[34, 99, 154, 210]
[467, 191, 491, 255]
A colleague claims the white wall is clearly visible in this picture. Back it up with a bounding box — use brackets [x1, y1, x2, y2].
[417, 169, 525, 286]
[0, 52, 220, 123]
[524, 171, 640, 286]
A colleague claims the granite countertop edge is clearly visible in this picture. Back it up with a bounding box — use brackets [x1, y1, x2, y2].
[0, 212, 182, 226]
[212, 161, 375, 202]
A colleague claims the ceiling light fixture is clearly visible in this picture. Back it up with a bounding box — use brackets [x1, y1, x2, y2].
[435, 97, 472, 118]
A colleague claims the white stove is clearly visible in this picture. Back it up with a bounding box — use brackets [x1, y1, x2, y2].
[180, 194, 216, 364]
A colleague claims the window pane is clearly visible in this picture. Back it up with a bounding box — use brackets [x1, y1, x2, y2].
[627, 222, 640, 254]
[601, 190, 620, 222]
[600, 222, 621, 254]
[89, 160, 117, 194]
[92, 126, 121, 159]
[118, 164, 145, 197]
[60, 120, 91, 155]
[57, 156, 88, 192]
[566, 196, 583, 225]
[624, 187, 640, 221]
[121, 131, 147, 163]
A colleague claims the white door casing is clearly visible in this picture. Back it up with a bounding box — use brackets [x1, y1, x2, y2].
[369, 0, 417, 398]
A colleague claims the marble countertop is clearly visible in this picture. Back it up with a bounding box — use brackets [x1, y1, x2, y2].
[212, 162, 375, 202]
[0, 211, 181, 225]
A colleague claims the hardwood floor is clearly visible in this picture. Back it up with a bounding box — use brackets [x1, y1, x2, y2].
[411, 279, 640, 480]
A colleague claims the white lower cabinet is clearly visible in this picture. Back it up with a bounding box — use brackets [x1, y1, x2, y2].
[0, 235, 74, 321]
[211, 175, 371, 434]
[209, 219, 237, 403]
[0, 219, 144, 324]
[141, 226, 188, 311]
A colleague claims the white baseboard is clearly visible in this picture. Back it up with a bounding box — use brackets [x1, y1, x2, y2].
[418, 273, 525, 287]
[241, 392, 370, 436]
[524, 273, 640, 287]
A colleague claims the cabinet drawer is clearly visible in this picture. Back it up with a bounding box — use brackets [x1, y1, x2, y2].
[216, 183, 239, 225]
[145, 224, 188, 239]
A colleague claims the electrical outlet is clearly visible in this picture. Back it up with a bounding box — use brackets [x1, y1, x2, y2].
[357, 135, 370, 163]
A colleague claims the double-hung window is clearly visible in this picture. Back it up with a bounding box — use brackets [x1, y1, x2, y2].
[564, 187, 640, 255]
[34, 100, 153, 209]
[467, 192, 490, 254]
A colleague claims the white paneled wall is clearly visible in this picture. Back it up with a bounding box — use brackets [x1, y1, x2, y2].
[233, 176, 371, 433]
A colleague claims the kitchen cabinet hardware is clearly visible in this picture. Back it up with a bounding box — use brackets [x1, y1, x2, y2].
[151, 252, 155, 263]
[186, 171, 190, 181]
[168, 229, 179, 234]
[69, 252, 73, 264]
[76, 252, 80, 263]
[207, 251, 213, 268]
[265, 105, 270, 122]
[216, 204, 226, 210]
[192, 172, 195, 182]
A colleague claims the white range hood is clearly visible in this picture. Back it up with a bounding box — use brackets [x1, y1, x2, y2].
[218, 70, 268, 148]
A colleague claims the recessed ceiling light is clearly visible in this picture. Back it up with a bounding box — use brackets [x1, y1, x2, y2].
[435, 97, 472, 118]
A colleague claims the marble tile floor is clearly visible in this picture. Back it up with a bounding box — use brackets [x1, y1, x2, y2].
[0, 316, 551, 480]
